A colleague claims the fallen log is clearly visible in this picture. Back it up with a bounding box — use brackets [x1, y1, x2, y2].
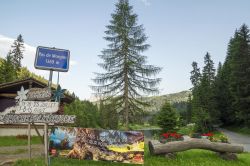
[148, 139, 244, 155]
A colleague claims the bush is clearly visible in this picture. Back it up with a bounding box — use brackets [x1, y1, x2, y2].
[157, 101, 178, 132]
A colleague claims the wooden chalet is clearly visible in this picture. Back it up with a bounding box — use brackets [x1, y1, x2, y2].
[0, 78, 74, 133]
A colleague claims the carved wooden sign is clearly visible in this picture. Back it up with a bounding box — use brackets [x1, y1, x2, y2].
[27, 88, 51, 101]
[16, 101, 59, 114]
[0, 114, 76, 124]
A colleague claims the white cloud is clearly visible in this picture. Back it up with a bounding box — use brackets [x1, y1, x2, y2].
[139, 0, 151, 6]
[0, 34, 76, 80]
[70, 60, 77, 67]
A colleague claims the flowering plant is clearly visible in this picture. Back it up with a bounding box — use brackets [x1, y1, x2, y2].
[159, 132, 184, 143]
[219, 135, 229, 143]
[201, 132, 213, 137]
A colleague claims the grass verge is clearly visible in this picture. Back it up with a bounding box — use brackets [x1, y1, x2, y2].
[13, 145, 250, 166]
[0, 136, 42, 147]
[0, 149, 27, 155]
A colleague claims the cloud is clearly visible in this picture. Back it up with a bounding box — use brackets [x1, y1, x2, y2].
[139, 0, 151, 6]
[70, 60, 77, 67]
[0, 34, 76, 79]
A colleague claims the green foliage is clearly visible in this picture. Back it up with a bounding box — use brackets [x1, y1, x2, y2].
[11, 34, 24, 71]
[178, 124, 195, 136]
[92, 0, 161, 130]
[0, 52, 16, 83]
[190, 53, 216, 133]
[157, 101, 178, 132]
[189, 24, 250, 130]
[0, 34, 25, 84]
[228, 24, 250, 127]
[190, 61, 201, 88]
[99, 99, 119, 129]
[16, 67, 31, 80]
[64, 99, 99, 128]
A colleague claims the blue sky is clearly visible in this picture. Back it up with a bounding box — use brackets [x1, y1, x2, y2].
[1, 0, 250, 100]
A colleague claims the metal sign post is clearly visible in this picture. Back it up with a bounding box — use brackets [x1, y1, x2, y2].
[45, 69, 53, 166]
[34, 46, 71, 166]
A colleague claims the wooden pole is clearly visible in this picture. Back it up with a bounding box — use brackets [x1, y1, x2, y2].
[28, 123, 31, 161]
[32, 123, 44, 144]
[44, 123, 48, 165]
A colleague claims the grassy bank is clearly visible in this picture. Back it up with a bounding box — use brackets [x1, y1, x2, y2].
[0, 136, 42, 146]
[14, 145, 250, 166]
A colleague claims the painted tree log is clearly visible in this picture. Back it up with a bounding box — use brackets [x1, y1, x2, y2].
[148, 139, 244, 155]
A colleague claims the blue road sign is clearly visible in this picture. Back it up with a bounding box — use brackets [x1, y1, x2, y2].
[35, 46, 70, 72]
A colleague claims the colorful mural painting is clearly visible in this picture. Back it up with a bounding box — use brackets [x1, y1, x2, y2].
[49, 127, 144, 164]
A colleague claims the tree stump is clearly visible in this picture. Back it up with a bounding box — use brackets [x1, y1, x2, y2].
[165, 153, 177, 159]
[216, 152, 238, 160]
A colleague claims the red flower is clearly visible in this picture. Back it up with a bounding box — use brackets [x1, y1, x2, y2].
[202, 132, 213, 137]
[162, 133, 169, 138]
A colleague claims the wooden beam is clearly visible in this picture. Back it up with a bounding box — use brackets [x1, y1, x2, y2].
[0, 93, 16, 98]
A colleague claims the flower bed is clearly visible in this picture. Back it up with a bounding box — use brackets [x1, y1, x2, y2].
[191, 132, 229, 143]
[159, 132, 184, 143]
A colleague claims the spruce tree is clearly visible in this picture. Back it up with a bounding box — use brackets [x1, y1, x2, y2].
[92, 0, 161, 130]
[229, 24, 250, 127]
[99, 99, 119, 129]
[190, 53, 216, 132]
[11, 34, 24, 71]
[190, 61, 201, 88]
[186, 94, 192, 124]
[217, 34, 240, 125]
[157, 101, 178, 132]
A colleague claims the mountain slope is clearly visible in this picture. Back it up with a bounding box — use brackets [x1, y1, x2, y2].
[143, 90, 191, 113]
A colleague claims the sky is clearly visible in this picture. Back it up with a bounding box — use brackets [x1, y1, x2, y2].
[0, 0, 250, 100]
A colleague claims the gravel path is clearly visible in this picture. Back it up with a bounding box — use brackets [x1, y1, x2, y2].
[218, 128, 250, 152]
[0, 144, 44, 165]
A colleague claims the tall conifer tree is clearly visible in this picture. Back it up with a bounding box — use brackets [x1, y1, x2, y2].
[92, 0, 161, 129]
[11, 34, 24, 71]
[229, 24, 250, 127]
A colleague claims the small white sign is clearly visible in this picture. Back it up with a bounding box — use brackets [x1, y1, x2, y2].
[0, 114, 75, 124]
[27, 88, 51, 101]
[16, 101, 59, 114]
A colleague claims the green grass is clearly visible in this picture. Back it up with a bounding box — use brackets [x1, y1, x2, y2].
[0, 148, 27, 155]
[0, 136, 42, 146]
[14, 145, 250, 166]
[225, 126, 250, 136]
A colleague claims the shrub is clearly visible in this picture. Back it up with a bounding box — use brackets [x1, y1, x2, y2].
[157, 101, 178, 132]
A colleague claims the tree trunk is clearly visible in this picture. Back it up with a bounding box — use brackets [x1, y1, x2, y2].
[124, 52, 129, 131]
[148, 139, 244, 155]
